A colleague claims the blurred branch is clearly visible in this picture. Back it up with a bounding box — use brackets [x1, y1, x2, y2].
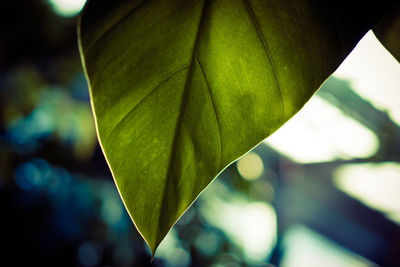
[319, 77, 400, 160]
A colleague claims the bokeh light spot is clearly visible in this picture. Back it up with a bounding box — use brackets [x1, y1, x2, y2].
[14, 158, 53, 191]
[48, 0, 87, 17]
[77, 241, 103, 267]
[194, 231, 221, 256]
[14, 163, 41, 191]
[101, 196, 123, 226]
[249, 180, 275, 203]
[237, 152, 264, 180]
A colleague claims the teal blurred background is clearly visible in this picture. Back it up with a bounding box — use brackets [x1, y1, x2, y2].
[1, 1, 400, 266]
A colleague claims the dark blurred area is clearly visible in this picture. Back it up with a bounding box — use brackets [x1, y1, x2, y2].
[1, 1, 400, 267]
[0, 1, 153, 266]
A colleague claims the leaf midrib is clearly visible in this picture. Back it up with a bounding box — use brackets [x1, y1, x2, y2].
[155, 0, 210, 249]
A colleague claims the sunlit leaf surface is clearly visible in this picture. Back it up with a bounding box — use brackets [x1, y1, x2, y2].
[78, 0, 397, 253]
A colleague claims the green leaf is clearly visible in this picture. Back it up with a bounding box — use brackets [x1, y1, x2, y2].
[78, 0, 398, 253]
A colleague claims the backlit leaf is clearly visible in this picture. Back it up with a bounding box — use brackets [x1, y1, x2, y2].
[78, 0, 397, 253]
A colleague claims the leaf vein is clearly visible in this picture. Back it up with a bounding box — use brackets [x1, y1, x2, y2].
[195, 57, 223, 170]
[84, 0, 146, 52]
[105, 64, 189, 144]
[242, 0, 285, 119]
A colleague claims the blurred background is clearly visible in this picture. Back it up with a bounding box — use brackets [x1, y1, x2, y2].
[1, 1, 400, 266]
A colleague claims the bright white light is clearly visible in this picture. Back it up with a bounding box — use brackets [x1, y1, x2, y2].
[242, 203, 277, 261]
[199, 182, 276, 263]
[334, 162, 400, 224]
[264, 96, 379, 163]
[281, 225, 377, 267]
[48, 0, 87, 17]
[334, 31, 400, 125]
[237, 152, 264, 180]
